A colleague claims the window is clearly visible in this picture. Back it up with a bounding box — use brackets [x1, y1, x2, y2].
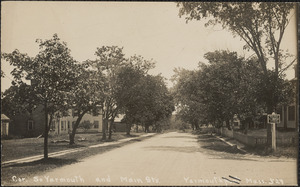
[61, 121, 64, 130]
[28, 120, 34, 130]
[94, 121, 99, 128]
[288, 106, 295, 121]
[68, 121, 70, 129]
[51, 121, 56, 130]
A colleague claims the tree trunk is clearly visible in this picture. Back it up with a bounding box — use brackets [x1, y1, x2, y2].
[135, 124, 138, 133]
[44, 102, 48, 159]
[145, 124, 149, 133]
[226, 119, 231, 130]
[102, 118, 108, 140]
[47, 115, 53, 133]
[283, 105, 287, 130]
[108, 120, 113, 140]
[69, 113, 85, 145]
[194, 122, 199, 130]
[126, 123, 131, 135]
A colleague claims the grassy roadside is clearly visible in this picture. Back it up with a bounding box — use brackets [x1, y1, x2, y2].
[1, 132, 141, 162]
[193, 130, 298, 159]
[1, 133, 155, 186]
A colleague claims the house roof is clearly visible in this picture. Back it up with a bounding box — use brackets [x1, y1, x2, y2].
[1, 114, 10, 121]
[114, 114, 125, 123]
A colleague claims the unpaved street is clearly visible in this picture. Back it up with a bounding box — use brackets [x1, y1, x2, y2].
[18, 132, 297, 186]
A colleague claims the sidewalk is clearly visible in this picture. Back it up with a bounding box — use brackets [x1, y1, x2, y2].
[2, 133, 155, 166]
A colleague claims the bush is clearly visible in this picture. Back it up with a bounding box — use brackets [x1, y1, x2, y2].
[78, 121, 93, 132]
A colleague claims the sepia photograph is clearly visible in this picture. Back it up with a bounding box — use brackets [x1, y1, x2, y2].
[1, 1, 299, 186]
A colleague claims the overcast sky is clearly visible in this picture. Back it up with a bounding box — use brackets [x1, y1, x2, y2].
[1, 2, 297, 91]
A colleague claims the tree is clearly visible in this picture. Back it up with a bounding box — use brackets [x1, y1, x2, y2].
[171, 68, 206, 130]
[172, 50, 266, 129]
[121, 74, 174, 133]
[199, 51, 262, 128]
[113, 55, 156, 135]
[177, 2, 296, 112]
[68, 62, 105, 144]
[2, 34, 77, 159]
[89, 46, 126, 140]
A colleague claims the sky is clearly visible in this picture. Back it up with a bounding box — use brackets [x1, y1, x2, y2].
[1, 2, 297, 91]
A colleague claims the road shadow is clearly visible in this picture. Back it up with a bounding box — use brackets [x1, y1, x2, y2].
[144, 146, 200, 153]
[2, 157, 79, 168]
[163, 135, 195, 139]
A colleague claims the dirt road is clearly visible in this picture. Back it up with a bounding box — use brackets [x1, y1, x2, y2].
[16, 132, 297, 186]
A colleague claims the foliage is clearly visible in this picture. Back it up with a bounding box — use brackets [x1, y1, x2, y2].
[177, 2, 295, 76]
[89, 46, 126, 140]
[1, 34, 78, 158]
[1, 84, 36, 118]
[78, 121, 94, 132]
[172, 50, 287, 129]
[67, 62, 105, 144]
[115, 62, 174, 133]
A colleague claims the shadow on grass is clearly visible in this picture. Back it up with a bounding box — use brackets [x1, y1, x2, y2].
[2, 158, 79, 168]
[197, 134, 246, 155]
[130, 139, 142, 142]
[201, 144, 246, 155]
[126, 134, 140, 137]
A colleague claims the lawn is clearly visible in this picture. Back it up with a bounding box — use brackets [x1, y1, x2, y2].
[1, 132, 142, 163]
[245, 128, 298, 138]
[1, 132, 153, 186]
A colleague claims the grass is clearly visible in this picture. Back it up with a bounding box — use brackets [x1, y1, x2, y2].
[195, 130, 298, 159]
[236, 128, 298, 138]
[1, 133, 154, 186]
[1, 132, 143, 163]
[242, 144, 298, 158]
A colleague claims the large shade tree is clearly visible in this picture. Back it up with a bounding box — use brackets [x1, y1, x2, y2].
[172, 50, 289, 129]
[121, 74, 174, 133]
[2, 34, 78, 158]
[177, 2, 296, 112]
[89, 46, 126, 140]
[68, 62, 105, 144]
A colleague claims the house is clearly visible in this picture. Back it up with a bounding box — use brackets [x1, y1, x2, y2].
[49, 109, 103, 134]
[277, 65, 298, 129]
[113, 114, 127, 132]
[8, 106, 103, 137]
[1, 114, 10, 137]
[8, 105, 46, 137]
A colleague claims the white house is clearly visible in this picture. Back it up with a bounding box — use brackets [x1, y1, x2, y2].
[50, 109, 103, 134]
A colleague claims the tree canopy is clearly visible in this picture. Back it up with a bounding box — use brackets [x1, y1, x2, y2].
[2, 34, 78, 158]
[178, 2, 295, 76]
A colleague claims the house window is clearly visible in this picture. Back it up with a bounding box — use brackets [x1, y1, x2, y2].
[61, 121, 64, 130]
[288, 106, 295, 121]
[94, 121, 99, 128]
[68, 121, 70, 129]
[51, 121, 56, 130]
[28, 120, 34, 130]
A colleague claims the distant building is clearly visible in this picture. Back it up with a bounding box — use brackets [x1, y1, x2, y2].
[113, 114, 126, 132]
[1, 114, 10, 137]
